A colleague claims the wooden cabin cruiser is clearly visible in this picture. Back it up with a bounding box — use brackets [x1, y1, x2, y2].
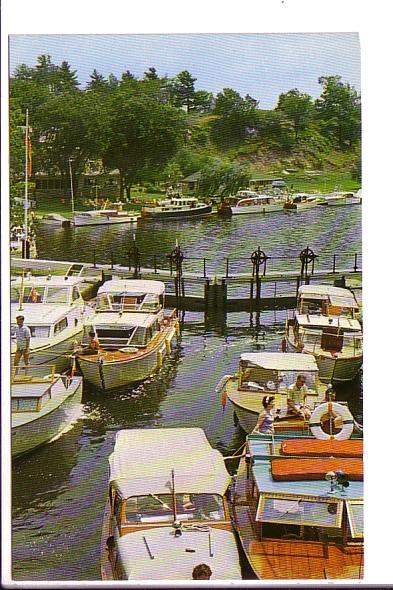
[286, 314, 362, 383]
[141, 196, 212, 219]
[94, 279, 165, 314]
[12, 364, 83, 458]
[101, 428, 242, 580]
[76, 312, 178, 391]
[11, 275, 93, 372]
[295, 285, 360, 320]
[217, 352, 332, 434]
[320, 191, 361, 207]
[284, 193, 324, 211]
[218, 191, 286, 216]
[232, 432, 363, 580]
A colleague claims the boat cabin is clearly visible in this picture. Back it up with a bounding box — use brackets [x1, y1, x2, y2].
[155, 196, 201, 210]
[96, 280, 165, 313]
[86, 312, 161, 349]
[297, 285, 359, 318]
[11, 365, 63, 413]
[238, 352, 319, 395]
[293, 315, 362, 355]
[11, 305, 80, 343]
[10, 276, 85, 306]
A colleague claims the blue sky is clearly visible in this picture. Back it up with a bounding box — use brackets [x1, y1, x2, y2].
[9, 33, 360, 109]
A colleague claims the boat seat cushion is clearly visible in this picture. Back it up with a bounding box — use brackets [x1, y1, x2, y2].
[280, 439, 363, 458]
[271, 458, 363, 481]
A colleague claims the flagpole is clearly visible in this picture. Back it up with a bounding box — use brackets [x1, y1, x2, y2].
[69, 159, 75, 217]
[24, 109, 29, 258]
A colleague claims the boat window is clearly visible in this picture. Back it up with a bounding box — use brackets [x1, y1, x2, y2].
[346, 500, 363, 539]
[11, 286, 46, 303]
[240, 366, 277, 391]
[72, 286, 81, 302]
[54, 317, 68, 335]
[256, 495, 343, 528]
[129, 327, 147, 346]
[96, 327, 134, 346]
[31, 325, 51, 338]
[46, 287, 69, 304]
[125, 494, 225, 524]
[12, 397, 39, 412]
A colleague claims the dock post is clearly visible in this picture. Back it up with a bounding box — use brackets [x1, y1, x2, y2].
[93, 248, 96, 268]
[132, 238, 140, 279]
[299, 246, 318, 284]
[354, 253, 358, 272]
[203, 258, 206, 278]
[167, 243, 184, 308]
[154, 255, 157, 274]
[333, 254, 336, 273]
[251, 247, 269, 309]
[226, 258, 230, 278]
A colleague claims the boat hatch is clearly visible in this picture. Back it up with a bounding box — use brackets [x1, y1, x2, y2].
[346, 500, 363, 538]
[256, 494, 343, 528]
[124, 493, 225, 524]
[95, 326, 150, 347]
[11, 364, 60, 412]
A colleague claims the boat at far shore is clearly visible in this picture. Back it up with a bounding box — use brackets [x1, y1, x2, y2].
[218, 190, 286, 216]
[40, 204, 139, 227]
[141, 196, 212, 219]
[100, 428, 242, 580]
[12, 364, 83, 459]
[319, 190, 361, 207]
[284, 193, 325, 211]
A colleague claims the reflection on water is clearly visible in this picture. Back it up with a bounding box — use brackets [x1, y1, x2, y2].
[13, 208, 362, 580]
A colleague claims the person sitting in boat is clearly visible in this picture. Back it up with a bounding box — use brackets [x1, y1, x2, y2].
[78, 331, 100, 355]
[192, 564, 212, 580]
[252, 396, 275, 434]
[287, 374, 311, 419]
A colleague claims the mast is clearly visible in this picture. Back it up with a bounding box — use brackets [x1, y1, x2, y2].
[68, 158, 75, 217]
[171, 468, 177, 522]
[24, 109, 30, 259]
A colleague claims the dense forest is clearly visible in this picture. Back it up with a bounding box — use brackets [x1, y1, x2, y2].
[9, 55, 361, 201]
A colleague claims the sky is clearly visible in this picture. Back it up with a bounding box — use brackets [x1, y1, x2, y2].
[8, 33, 360, 109]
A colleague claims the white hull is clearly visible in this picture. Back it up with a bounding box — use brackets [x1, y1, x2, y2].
[78, 327, 176, 390]
[12, 377, 83, 458]
[229, 401, 258, 433]
[230, 202, 284, 215]
[323, 196, 361, 206]
[285, 201, 321, 211]
[73, 216, 137, 227]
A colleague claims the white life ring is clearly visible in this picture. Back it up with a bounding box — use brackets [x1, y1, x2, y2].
[309, 402, 354, 441]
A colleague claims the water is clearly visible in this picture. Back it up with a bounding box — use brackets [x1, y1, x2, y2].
[12, 206, 362, 580]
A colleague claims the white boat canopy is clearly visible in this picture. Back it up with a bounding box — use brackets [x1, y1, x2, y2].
[11, 303, 71, 325]
[109, 428, 231, 498]
[240, 352, 318, 372]
[11, 275, 85, 288]
[90, 312, 158, 329]
[298, 284, 358, 308]
[296, 314, 361, 330]
[98, 279, 165, 297]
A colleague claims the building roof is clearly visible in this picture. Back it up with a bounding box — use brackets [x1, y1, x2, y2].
[98, 279, 165, 297]
[240, 352, 318, 372]
[109, 428, 231, 498]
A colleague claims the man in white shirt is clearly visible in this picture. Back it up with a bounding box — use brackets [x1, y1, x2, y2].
[14, 315, 31, 367]
[287, 374, 311, 419]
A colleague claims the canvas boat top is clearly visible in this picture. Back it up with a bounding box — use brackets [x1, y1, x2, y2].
[11, 275, 85, 288]
[248, 435, 363, 500]
[97, 279, 165, 297]
[116, 527, 242, 580]
[89, 311, 160, 329]
[240, 352, 318, 372]
[298, 285, 359, 309]
[11, 303, 75, 325]
[295, 314, 361, 331]
[109, 428, 231, 498]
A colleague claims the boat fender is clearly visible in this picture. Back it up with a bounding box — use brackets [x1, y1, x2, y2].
[281, 337, 288, 353]
[309, 402, 354, 441]
[175, 321, 181, 337]
[215, 375, 232, 393]
[157, 349, 163, 368]
[165, 338, 171, 354]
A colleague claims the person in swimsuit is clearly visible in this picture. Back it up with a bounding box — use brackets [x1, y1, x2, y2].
[253, 395, 275, 434]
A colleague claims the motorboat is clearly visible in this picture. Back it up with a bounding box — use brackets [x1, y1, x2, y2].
[217, 352, 332, 434]
[319, 191, 361, 207]
[231, 432, 363, 580]
[141, 196, 212, 219]
[218, 191, 286, 216]
[11, 274, 93, 372]
[72, 207, 139, 227]
[285, 285, 363, 382]
[100, 428, 242, 580]
[12, 364, 83, 458]
[76, 279, 179, 390]
[284, 193, 324, 211]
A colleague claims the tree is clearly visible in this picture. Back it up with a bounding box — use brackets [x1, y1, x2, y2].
[196, 158, 251, 199]
[315, 75, 361, 149]
[171, 70, 197, 112]
[144, 67, 159, 80]
[103, 88, 187, 198]
[211, 88, 259, 147]
[192, 90, 214, 113]
[87, 69, 109, 93]
[276, 89, 314, 141]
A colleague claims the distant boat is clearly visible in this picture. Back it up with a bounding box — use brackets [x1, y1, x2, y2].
[284, 193, 324, 211]
[40, 207, 139, 227]
[12, 364, 83, 458]
[11, 274, 93, 372]
[319, 191, 361, 207]
[218, 191, 286, 216]
[231, 432, 363, 580]
[141, 196, 212, 219]
[100, 428, 242, 580]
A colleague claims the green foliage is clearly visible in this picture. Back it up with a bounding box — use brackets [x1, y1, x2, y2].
[171, 70, 197, 112]
[211, 88, 259, 148]
[276, 89, 314, 140]
[196, 158, 251, 198]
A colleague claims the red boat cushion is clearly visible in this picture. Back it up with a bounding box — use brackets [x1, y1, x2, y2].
[280, 439, 363, 458]
[271, 458, 363, 481]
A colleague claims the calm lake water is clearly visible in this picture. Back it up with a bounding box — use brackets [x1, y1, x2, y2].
[12, 205, 362, 580]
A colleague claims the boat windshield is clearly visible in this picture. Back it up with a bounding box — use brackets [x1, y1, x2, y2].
[96, 292, 160, 313]
[240, 365, 317, 393]
[125, 493, 225, 524]
[11, 286, 46, 304]
[46, 287, 70, 304]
